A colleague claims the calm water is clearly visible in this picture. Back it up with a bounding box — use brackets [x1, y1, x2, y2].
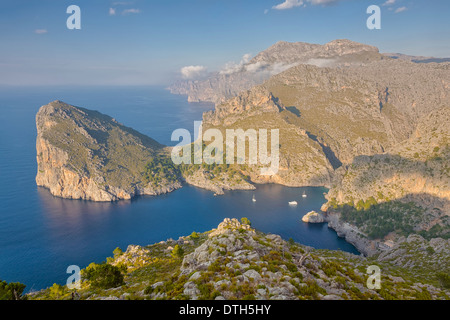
[0, 86, 358, 292]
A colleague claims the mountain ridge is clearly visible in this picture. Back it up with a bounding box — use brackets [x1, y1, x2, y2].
[169, 39, 385, 105]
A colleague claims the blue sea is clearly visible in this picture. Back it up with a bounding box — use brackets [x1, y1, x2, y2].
[0, 86, 358, 292]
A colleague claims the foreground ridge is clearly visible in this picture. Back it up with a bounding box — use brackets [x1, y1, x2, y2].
[29, 218, 449, 300]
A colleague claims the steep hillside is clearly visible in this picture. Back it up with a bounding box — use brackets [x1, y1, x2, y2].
[201, 58, 449, 190]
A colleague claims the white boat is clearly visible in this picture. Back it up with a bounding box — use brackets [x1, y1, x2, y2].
[252, 195, 256, 202]
[302, 191, 307, 198]
[289, 201, 298, 206]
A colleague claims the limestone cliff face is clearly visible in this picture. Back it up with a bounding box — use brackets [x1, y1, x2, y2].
[36, 101, 182, 202]
[325, 106, 450, 208]
[199, 53, 449, 194]
[203, 87, 284, 126]
[36, 137, 117, 201]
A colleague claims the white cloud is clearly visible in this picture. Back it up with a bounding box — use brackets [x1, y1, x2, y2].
[245, 62, 268, 73]
[122, 8, 141, 15]
[34, 29, 48, 34]
[267, 62, 298, 74]
[109, 8, 116, 15]
[244, 61, 298, 76]
[382, 0, 396, 6]
[305, 58, 336, 67]
[180, 65, 208, 79]
[394, 6, 407, 13]
[308, 0, 339, 5]
[272, 0, 304, 10]
[271, 0, 339, 11]
[219, 54, 252, 75]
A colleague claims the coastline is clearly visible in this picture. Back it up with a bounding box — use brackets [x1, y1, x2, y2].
[324, 212, 378, 257]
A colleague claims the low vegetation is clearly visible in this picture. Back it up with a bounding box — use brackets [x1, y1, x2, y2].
[26, 218, 449, 301]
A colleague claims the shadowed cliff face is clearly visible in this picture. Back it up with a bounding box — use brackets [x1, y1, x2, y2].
[326, 106, 450, 207]
[324, 193, 450, 257]
[36, 100, 182, 201]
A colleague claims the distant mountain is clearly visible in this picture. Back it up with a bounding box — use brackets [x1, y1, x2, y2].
[383, 52, 450, 64]
[170, 40, 450, 105]
[169, 39, 383, 105]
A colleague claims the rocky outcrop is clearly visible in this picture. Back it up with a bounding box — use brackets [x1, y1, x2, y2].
[375, 234, 450, 285]
[36, 100, 182, 201]
[202, 87, 284, 126]
[183, 169, 255, 195]
[207, 218, 254, 238]
[302, 211, 325, 223]
[31, 218, 450, 300]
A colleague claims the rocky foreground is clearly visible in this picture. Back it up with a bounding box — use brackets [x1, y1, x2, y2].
[29, 218, 449, 300]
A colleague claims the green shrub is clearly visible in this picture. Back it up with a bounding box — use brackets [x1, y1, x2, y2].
[81, 263, 125, 289]
[0, 280, 27, 300]
[49, 283, 67, 299]
[171, 245, 184, 259]
[240, 217, 251, 226]
[113, 247, 123, 257]
[190, 232, 200, 240]
[436, 273, 450, 289]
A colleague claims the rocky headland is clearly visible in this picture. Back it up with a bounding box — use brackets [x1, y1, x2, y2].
[36, 100, 183, 201]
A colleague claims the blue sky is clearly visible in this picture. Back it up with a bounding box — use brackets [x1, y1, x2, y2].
[0, 0, 449, 85]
